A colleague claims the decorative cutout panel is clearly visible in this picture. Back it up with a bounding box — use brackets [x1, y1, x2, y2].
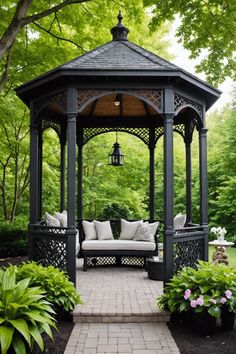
[34, 238, 68, 271]
[42, 120, 62, 140]
[78, 89, 162, 113]
[83, 127, 150, 146]
[174, 93, 203, 119]
[121, 257, 145, 267]
[33, 91, 66, 119]
[86, 256, 145, 268]
[173, 239, 204, 272]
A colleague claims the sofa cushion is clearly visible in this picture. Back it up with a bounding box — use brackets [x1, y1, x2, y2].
[45, 212, 60, 227]
[174, 213, 186, 230]
[133, 221, 159, 242]
[82, 240, 155, 251]
[94, 220, 114, 240]
[55, 211, 67, 227]
[82, 220, 97, 240]
[119, 219, 143, 240]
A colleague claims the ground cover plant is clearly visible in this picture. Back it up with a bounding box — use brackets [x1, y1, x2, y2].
[0, 266, 56, 354]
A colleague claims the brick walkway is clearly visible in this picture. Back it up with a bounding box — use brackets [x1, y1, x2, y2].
[64, 260, 179, 354]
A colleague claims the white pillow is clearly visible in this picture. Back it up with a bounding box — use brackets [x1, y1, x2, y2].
[119, 219, 143, 240]
[45, 212, 60, 227]
[94, 220, 114, 240]
[82, 220, 97, 240]
[55, 211, 67, 227]
[174, 213, 186, 230]
[133, 221, 159, 242]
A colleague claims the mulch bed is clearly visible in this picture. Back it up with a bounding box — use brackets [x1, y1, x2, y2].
[1, 257, 236, 354]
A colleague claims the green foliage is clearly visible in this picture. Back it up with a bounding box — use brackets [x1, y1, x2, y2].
[0, 266, 56, 354]
[145, 0, 236, 85]
[157, 261, 236, 318]
[16, 262, 82, 312]
[0, 220, 27, 257]
[102, 203, 131, 220]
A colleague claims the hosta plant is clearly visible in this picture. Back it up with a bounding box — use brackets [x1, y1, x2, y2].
[15, 262, 82, 312]
[0, 266, 56, 354]
[157, 261, 236, 318]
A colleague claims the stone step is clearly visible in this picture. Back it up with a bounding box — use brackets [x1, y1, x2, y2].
[73, 307, 170, 323]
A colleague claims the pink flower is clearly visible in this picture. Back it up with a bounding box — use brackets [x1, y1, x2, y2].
[210, 299, 217, 304]
[196, 296, 204, 306]
[225, 290, 232, 299]
[184, 289, 191, 300]
[190, 300, 197, 308]
[221, 297, 227, 304]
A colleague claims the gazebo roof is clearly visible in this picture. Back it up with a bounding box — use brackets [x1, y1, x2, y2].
[16, 12, 221, 109]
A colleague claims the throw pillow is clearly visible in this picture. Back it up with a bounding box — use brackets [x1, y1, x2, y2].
[94, 220, 114, 240]
[119, 219, 143, 240]
[55, 211, 67, 227]
[45, 212, 60, 227]
[174, 213, 186, 230]
[134, 223, 154, 242]
[82, 220, 97, 240]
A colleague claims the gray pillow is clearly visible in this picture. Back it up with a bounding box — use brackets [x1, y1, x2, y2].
[45, 212, 60, 227]
[119, 219, 143, 240]
[174, 213, 186, 230]
[134, 221, 159, 242]
[94, 220, 114, 240]
[82, 220, 97, 240]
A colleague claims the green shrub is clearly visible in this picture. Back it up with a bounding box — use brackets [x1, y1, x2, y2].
[0, 266, 56, 354]
[16, 262, 82, 312]
[0, 221, 27, 257]
[102, 203, 131, 219]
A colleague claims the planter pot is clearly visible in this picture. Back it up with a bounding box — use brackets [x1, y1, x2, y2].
[170, 310, 193, 325]
[193, 310, 217, 336]
[221, 306, 235, 331]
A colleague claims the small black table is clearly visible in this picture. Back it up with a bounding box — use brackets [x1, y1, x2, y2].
[147, 258, 164, 281]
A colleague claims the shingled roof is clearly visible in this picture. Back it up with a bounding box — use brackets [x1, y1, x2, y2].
[61, 40, 178, 71]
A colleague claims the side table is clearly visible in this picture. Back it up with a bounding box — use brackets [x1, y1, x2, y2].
[147, 257, 164, 281]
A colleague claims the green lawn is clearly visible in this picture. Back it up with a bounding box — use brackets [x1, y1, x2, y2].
[209, 246, 236, 268]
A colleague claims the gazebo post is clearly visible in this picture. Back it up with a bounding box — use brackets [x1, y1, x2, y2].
[77, 128, 83, 221]
[60, 130, 66, 212]
[66, 87, 77, 284]
[185, 124, 192, 224]
[199, 122, 209, 261]
[38, 124, 43, 219]
[149, 127, 156, 221]
[163, 89, 175, 282]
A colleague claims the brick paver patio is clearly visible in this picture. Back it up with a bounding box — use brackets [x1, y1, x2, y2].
[64, 259, 179, 353]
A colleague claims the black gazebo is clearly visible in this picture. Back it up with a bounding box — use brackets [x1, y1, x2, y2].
[16, 13, 221, 285]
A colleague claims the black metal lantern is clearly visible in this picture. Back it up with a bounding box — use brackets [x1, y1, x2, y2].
[108, 131, 124, 166]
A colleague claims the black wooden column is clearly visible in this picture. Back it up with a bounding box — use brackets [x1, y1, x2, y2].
[60, 129, 66, 212]
[38, 123, 43, 220]
[77, 128, 83, 221]
[66, 88, 77, 284]
[199, 125, 209, 260]
[29, 103, 39, 224]
[185, 126, 192, 224]
[163, 89, 175, 283]
[149, 128, 156, 221]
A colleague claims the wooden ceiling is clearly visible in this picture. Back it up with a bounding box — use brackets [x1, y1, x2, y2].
[80, 94, 159, 117]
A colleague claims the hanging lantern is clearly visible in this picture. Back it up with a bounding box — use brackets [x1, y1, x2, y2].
[114, 94, 121, 106]
[108, 131, 124, 166]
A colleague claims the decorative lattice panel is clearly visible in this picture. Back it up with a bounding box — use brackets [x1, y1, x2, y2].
[173, 239, 204, 272]
[42, 120, 62, 140]
[77, 89, 162, 113]
[174, 93, 203, 119]
[83, 127, 150, 146]
[33, 91, 66, 119]
[34, 238, 68, 271]
[110, 222, 121, 239]
[155, 126, 164, 143]
[121, 257, 145, 268]
[87, 257, 117, 267]
[174, 124, 185, 138]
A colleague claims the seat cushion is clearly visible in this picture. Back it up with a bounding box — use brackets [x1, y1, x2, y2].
[82, 240, 155, 251]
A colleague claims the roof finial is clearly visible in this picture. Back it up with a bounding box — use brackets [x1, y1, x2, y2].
[111, 11, 129, 41]
[117, 10, 123, 23]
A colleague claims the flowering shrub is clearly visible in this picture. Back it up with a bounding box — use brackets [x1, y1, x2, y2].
[157, 261, 236, 318]
[211, 226, 227, 240]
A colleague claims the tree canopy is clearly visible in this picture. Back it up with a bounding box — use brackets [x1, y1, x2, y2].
[145, 0, 236, 85]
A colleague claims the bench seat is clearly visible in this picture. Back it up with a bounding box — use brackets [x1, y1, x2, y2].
[82, 240, 156, 251]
